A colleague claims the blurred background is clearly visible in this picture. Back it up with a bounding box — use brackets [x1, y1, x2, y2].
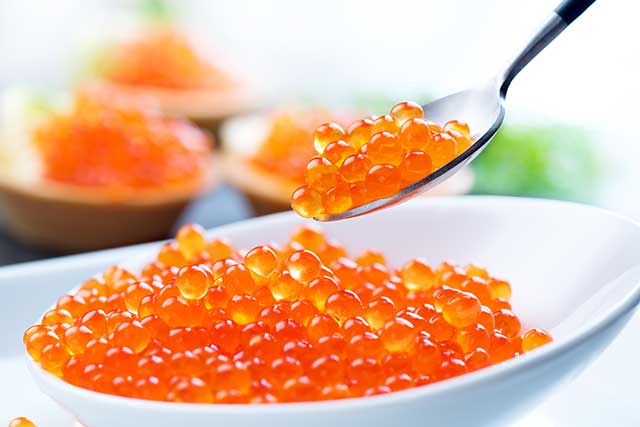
[0, 0, 637, 264]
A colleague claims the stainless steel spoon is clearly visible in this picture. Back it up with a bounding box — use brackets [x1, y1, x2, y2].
[316, 0, 596, 221]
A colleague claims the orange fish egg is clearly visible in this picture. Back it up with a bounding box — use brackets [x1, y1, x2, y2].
[399, 151, 433, 184]
[291, 185, 323, 218]
[465, 347, 491, 372]
[365, 164, 401, 199]
[443, 120, 471, 137]
[270, 270, 305, 301]
[401, 258, 436, 291]
[287, 250, 323, 284]
[206, 238, 235, 262]
[364, 296, 396, 331]
[304, 276, 340, 311]
[347, 119, 375, 149]
[488, 278, 512, 300]
[176, 266, 211, 300]
[379, 317, 418, 353]
[399, 118, 433, 151]
[389, 101, 424, 126]
[157, 242, 187, 268]
[322, 182, 353, 215]
[290, 225, 325, 251]
[323, 140, 356, 166]
[447, 130, 473, 154]
[176, 224, 207, 260]
[218, 264, 256, 295]
[412, 337, 442, 376]
[494, 309, 522, 339]
[426, 132, 458, 169]
[348, 181, 369, 208]
[305, 157, 338, 191]
[244, 245, 279, 282]
[442, 292, 482, 328]
[325, 290, 364, 324]
[522, 328, 553, 352]
[340, 154, 373, 183]
[361, 131, 402, 165]
[372, 114, 399, 135]
[314, 122, 346, 155]
[8, 418, 37, 427]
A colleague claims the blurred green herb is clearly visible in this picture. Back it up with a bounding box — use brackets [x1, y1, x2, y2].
[22, 93, 56, 118]
[71, 41, 113, 84]
[139, 0, 175, 24]
[471, 124, 603, 202]
[347, 93, 602, 202]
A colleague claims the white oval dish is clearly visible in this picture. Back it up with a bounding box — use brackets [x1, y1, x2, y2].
[27, 196, 640, 427]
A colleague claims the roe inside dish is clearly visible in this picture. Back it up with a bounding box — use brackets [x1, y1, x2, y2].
[24, 224, 551, 404]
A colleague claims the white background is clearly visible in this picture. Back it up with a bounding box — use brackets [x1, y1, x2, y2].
[0, 0, 637, 121]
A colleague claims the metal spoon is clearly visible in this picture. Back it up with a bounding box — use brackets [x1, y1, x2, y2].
[316, 0, 596, 221]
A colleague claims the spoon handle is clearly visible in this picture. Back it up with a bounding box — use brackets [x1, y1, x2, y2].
[556, 0, 597, 24]
[499, 0, 597, 97]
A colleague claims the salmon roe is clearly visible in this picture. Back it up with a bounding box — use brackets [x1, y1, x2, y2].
[101, 29, 233, 90]
[251, 110, 353, 183]
[25, 224, 551, 404]
[32, 89, 211, 194]
[291, 101, 473, 218]
[7, 419, 36, 427]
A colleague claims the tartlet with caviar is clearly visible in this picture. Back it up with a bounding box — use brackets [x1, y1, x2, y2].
[0, 88, 215, 251]
[88, 28, 253, 141]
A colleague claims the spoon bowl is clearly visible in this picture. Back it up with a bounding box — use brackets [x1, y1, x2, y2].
[317, 0, 596, 221]
[26, 196, 640, 427]
[316, 83, 504, 221]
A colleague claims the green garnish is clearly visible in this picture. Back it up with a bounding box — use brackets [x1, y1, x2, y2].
[139, 0, 176, 24]
[471, 123, 603, 202]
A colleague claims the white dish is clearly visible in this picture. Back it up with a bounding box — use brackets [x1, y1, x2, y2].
[12, 197, 640, 427]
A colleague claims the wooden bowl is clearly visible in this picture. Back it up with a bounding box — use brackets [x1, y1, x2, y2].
[0, 157, 218, 253]
[222, 151, 299, 215]
[220, 114, 475, 216]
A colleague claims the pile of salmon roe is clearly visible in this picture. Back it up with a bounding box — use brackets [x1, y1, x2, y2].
[101, 29, 232, 90]
[291, 101, 473, 218]
[24, 224, 552, 404]
[32, 89, 211, 192]
[250, 110, 350, 183]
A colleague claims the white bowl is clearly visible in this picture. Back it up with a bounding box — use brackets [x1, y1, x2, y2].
[27, 196, 640, 427]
